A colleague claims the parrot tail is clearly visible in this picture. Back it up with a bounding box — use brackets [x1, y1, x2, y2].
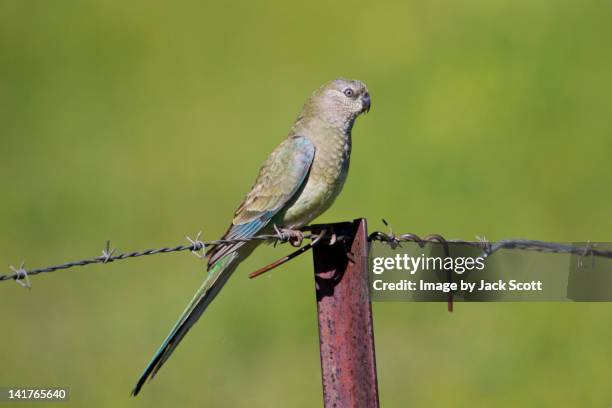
[131, 251, 242, 397]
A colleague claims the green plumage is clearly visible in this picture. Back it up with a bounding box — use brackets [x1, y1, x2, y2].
[132, 78, 370, 395]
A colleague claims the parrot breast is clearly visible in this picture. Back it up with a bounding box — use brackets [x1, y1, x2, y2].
[280, 127, 351, 228]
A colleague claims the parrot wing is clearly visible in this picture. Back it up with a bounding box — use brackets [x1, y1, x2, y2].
[207, 135, 315, 267]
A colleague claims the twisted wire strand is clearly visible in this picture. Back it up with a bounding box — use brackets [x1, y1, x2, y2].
[3, 225, 612, 286]
[368, 232, 612, 260]
[0, 232, 319, 284]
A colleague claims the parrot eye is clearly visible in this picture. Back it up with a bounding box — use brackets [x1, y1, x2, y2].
[343, 88, 354, 97]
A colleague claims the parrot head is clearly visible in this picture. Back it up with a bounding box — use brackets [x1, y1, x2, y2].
[304, 78, 371, 129]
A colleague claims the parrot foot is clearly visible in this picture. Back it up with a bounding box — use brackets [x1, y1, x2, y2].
[274, 225, 305, 247]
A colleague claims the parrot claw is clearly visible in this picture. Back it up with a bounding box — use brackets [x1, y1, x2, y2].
[329, 231, 337, 245]
[273, 225, 304, 247]
[288, 231, 304, 247]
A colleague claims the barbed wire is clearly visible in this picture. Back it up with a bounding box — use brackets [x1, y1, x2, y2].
[2, 221, 612, 288]
[369, 220, 612, 313]
[368, 231, 612, 260]
[0, 230, 320, 287]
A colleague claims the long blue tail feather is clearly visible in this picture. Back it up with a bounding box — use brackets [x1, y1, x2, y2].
[131, 252, 238, 396]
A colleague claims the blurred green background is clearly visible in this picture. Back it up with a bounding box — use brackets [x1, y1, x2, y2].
[1, 1, 611, 406]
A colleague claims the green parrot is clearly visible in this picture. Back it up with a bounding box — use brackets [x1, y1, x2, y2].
[132, 78, 371, 395]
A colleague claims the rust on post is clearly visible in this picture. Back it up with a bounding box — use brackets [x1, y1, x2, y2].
[311, 219, 380, 408]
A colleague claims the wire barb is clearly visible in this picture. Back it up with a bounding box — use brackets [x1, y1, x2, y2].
[475, 235, 492, 254]
[186, 232, 206, 259]
[9, 262, 31, 289]
[101, 241, 116, 263]
[576, 241, 595, 269]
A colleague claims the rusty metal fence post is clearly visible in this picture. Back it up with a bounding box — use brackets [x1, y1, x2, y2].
[310, 219, 380, 408]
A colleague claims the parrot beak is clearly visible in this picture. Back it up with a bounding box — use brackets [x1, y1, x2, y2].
[361, 92, 371, 114]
